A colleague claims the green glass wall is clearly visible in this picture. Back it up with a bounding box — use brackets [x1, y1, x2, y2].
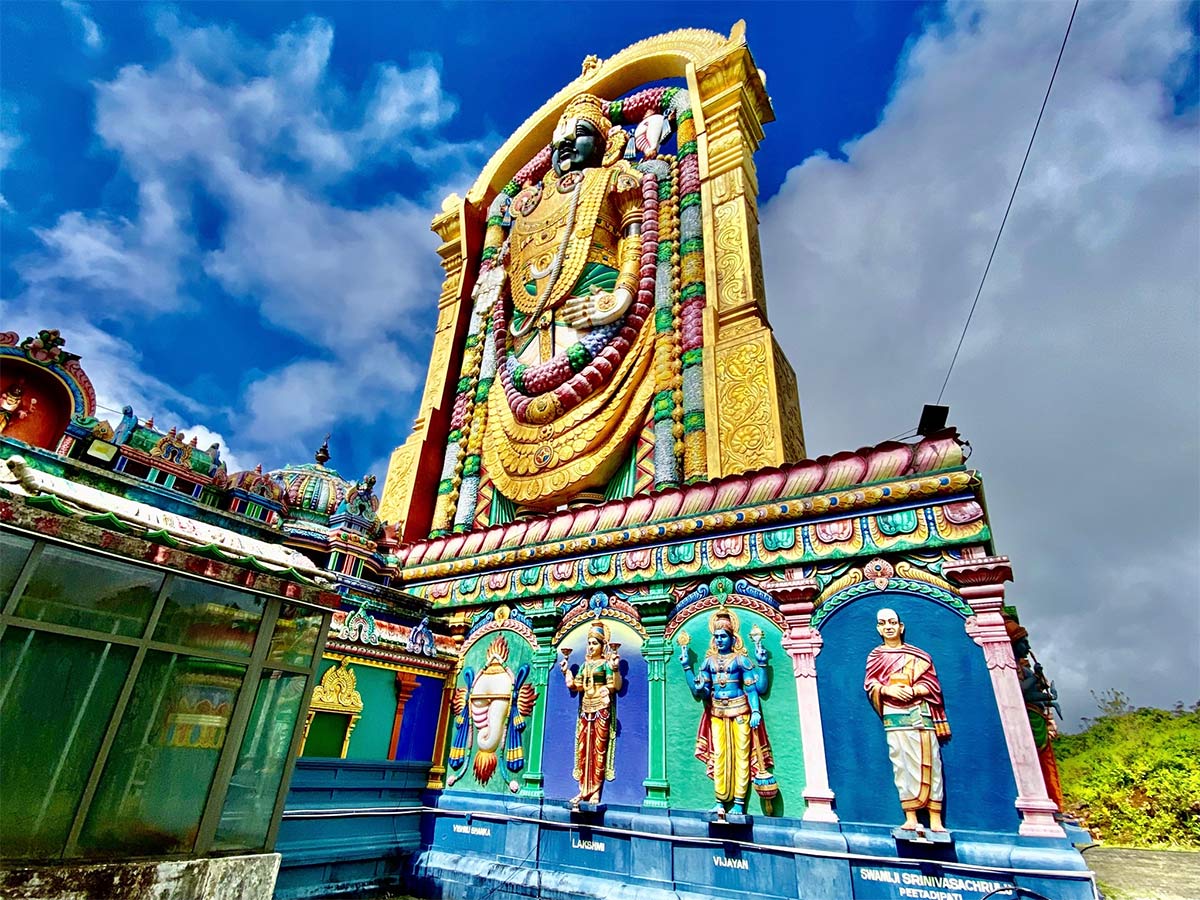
[0, 525, 331, 863]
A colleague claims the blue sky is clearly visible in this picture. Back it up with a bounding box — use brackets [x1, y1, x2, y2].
[1, 1, 927, 476]
[1, 1, 1197, 724]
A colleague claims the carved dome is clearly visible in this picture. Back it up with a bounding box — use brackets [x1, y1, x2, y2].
[270, 439, 351, 526]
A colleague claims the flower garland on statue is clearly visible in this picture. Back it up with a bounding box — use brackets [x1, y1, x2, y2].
[430, 87, 702, 536]
[492, 168, 660, 423]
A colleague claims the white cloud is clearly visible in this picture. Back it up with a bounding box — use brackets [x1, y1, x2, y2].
[237, 341, 421, 470]
[7, 12, 485, 475]
[761, 0, 1199, 726]
[0, 118, 21, 211]
[61, 1, 103, 52]
[177, 423, 244, 473]
[20, 178, 187, 310]
[13, 12, 476, 339]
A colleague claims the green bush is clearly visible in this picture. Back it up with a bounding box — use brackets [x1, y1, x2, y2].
[1056, 692, 1200, 848]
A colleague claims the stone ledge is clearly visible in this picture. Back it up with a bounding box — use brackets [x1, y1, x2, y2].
[0, 853, 281, 900]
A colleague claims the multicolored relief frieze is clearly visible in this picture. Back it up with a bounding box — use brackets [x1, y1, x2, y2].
[405, 495, 987, 607]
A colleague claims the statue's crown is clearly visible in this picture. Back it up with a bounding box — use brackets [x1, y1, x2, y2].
[553, 93, 610, 144]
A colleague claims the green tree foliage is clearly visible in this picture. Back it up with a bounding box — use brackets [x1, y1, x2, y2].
[1056, 691, 1200, 848]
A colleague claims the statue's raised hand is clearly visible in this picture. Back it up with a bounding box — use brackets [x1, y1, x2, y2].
[562, 285, 633, 329]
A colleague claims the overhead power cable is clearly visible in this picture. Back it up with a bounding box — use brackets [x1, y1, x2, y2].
[936, 0, 1080, 404]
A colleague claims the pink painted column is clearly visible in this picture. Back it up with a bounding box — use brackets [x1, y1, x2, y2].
[945, 555, 1064, 838]
[778, 577, 838, 823]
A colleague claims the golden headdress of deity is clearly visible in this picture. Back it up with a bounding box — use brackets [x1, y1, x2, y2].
[706, 606, 749, 657]
[552, 93, 610, 146]
[587, 621, 610, 644]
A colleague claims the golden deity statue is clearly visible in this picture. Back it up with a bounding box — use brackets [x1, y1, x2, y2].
[559, 622, 622, 808]
[477, 93, 658, 511]
[379, 27, 807, 539]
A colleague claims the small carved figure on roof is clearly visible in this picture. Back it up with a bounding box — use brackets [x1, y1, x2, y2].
[0, 381, 36, 433]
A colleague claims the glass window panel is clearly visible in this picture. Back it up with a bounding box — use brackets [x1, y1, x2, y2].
[14, 545, 162, 637]
[212, 671, 308, 851]
[153, 578, 264, 658]
[0, 628, 134, 860]
[267, 603, 324, 667]
[0, 530, 35, 601]
[77, 652, 245, 857]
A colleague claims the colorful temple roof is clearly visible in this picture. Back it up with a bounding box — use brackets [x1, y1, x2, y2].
[392, 429, 970, 579]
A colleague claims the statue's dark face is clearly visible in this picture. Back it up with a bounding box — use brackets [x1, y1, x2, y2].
[552, 119, 604, 176]
[713, 628, 734, 654]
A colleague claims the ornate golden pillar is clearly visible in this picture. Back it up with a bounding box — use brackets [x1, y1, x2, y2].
[694, 31, 806, 477]
[379, 195, 480, 540]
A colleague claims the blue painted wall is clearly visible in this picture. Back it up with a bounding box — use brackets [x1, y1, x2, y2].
[542, 620, 648, 807]
[816, 591, 1021, 833]
[394, 674, 442, 762]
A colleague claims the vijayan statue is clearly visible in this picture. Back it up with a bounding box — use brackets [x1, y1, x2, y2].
[679, 608, 778, 818]
[864, 608, 951, 833]
[559, 621, 622, 808]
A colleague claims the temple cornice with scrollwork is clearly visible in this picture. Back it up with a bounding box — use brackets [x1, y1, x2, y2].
[394, 464, 989, 609]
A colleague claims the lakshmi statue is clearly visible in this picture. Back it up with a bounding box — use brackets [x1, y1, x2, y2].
[864, 608, 951, 833]
[559, 621, 622, 808]
[679, 609, 778, 818]
[474, 92, 660, 512]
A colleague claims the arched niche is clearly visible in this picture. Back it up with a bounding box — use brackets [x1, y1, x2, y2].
[814, 575, 1021, 834]
[543, 613, 647, 807]
[663, 584, 803, 818]
[444, 608, 538, 796]
[0, 331, 96, 451]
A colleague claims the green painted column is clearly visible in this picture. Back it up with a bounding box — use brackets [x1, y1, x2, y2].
[634, 588, 673, 808]
[519, 601, 560, 798]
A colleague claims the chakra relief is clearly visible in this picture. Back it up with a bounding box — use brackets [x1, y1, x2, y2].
[448, 635, 537, 791]
[679, 608, 778, 819]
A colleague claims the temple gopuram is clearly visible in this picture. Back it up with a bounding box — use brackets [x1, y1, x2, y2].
[0, 23, 1094, 900]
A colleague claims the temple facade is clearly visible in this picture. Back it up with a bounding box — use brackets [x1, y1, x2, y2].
[372, 23, 1094, 900]
[0, 22, 1093, 900]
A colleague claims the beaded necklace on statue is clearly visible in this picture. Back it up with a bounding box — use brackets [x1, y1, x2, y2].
[713, 652, 735, 686]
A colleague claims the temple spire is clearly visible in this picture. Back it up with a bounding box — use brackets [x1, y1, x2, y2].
[315, 434, 331, 466]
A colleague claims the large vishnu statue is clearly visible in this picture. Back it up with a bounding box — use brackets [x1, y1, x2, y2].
[476, 92, 656, 511]
[680, 609, 778, 818]
[864, 608, 951, 833]
[431, 87, 697, 532]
